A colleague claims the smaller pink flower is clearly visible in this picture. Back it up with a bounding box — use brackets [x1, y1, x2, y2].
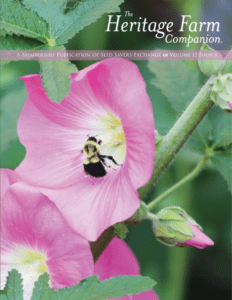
[95, 238, 159, 300]
[1, 169, 94, 300]
[180, 223, 214, 249]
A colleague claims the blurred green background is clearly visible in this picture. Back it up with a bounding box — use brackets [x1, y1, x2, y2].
[1, 0, 231, 299]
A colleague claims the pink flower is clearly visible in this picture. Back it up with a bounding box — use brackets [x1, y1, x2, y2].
[180, 223, 214, 249]
[228, 102, 232, 110]
[1, 169, 94, 299]
[95, 237, 159, 300]
[16, 58, 155, 241]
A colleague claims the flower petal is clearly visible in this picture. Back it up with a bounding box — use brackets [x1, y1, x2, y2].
[95, 238, 159, 300]
[17, 92, 85, 188]
[1, 168, 21, 197]
[183, 223, 214, 249]
[1, 181, 94, 288]
[40, 167, 140, 241]
[70, 58, 155, 189]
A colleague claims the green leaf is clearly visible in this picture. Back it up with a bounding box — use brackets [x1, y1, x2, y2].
[2, 269, 23, 300]
[187, 106, 232, 154]
[54, 275, 156, 300]
[1, 86, 28, 152]
[0, 34, 44, 50]
[0, 0, 49, 42]
[0, 28, 11, 36]
[22, 0, 124, 45]
[31, 273, 54, 300]
[208, 107, 232, 149]
[0, 139, 26, 170]
[0, 295, 8, 300]
[0, 60, 11, 68]
[114, 223, 128, 239]
[148, 59, 200, 114]
[53, 277, 100, 299]
[210, 152, 232, 193]
[187, 115, 212, 155]
[39, 45, 78, 103]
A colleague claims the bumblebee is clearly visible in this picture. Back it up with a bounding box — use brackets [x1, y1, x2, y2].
[82, 136, 120, 178]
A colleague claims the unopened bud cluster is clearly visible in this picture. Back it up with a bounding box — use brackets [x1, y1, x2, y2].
[152, 206, 214, 249]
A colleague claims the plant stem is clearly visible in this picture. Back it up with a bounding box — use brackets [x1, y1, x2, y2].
[147, 155, 209, 211]
[164, 162, 192, 300]
[138, 78, 214, 200]
[92, 77, 214, 261]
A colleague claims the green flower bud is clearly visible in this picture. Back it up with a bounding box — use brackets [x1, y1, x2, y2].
[152, 206, 201, 247]
[198, 43, 223, 75]
[210, 73, 232, 112]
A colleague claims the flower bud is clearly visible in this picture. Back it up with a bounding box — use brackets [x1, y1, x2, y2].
[152, 207, 214, 249]
[210, 73, 232, 112]
[198, 43, 223, 75]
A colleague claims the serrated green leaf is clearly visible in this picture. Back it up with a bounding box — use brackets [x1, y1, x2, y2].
[22, 0, 124, 45]
[65, 0, 80, 10]
[54, 275, 156, 300]
[39, 45, 78, 103]
[31, 273, 54, 300]
[3, 269, 23, 300]
[0, 28, 10, 36]
[210, 152, 232, 193]
[0, 34, 44, 50]
[53, 276, 100, 299]
[148, 60, 200, 114]
[0, 0, 49, 42]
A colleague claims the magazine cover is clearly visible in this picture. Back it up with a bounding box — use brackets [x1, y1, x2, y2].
[1, 1, 231, 299]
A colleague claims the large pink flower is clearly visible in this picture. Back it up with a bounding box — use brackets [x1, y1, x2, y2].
[95, 237, 159, 300]
[1, 169, 94, 299]
[16, 58, 155, 241]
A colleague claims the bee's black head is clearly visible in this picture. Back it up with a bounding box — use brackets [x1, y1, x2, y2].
[87, 136, 97, 143]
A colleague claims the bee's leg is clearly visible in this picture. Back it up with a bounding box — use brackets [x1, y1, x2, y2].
[99, 156, 116, 171]
[100, 155, 123, 166]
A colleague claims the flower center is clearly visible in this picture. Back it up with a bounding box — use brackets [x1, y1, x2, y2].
[82, 111, 126, 178]
[93, 111, 126, 164]
[2, 246, 48, 299]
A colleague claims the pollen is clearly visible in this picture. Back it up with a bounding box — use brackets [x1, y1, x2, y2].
[18, 247, 48, 275]
[94, 111, 126, 164]
[2, 246, 49, 299]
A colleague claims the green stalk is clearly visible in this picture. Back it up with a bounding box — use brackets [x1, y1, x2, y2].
[164, 163, 192, 300]
[139, 78, 214, 200]
[147, 155, 209, 211]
